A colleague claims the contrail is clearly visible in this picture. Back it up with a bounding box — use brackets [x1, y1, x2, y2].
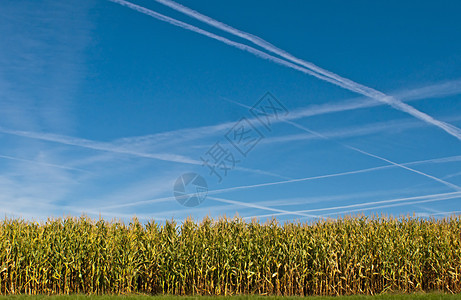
[287, 120, 461, 192]
[152, 0, 461, 141]
[285, 79, 461, 120]
[0, 125, 200, 165]
[290, 192, 461, 214]
[107, 0, 342, 87]
[101, 192, 323, 219]
[99, 154, 461, 210]
[445, 171, 461, 180]
[206, 155, 461, 195]
[225, 97, 461, 192]
[318, 193, 461, 217]
[0, 126, 290, 180]
[111, 0, 461, 147]
[264, 115, 461, 145]
[107, 0, 461, 186]
[427, 210, 461, 216]
[245, 191, 461, 219]
[0, 154, 90, 173]
[207, 196, 324, 219]
[110, 78, 461, 152]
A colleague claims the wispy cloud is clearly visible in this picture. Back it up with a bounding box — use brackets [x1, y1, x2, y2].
[0, 0, 122, 220]
[0, 0, 93, 132]
[107, 0, 349, 90]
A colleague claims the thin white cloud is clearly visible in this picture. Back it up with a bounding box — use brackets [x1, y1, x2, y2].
[341, 142, 461, 192]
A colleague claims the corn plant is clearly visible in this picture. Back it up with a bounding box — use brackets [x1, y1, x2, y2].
[0, 215, 460, 295]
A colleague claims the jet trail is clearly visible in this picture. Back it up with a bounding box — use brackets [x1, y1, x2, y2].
[152, 0, 461, 141]
[207, 196, 323, 219]
[108, 0, 343, 87]
[224, 97, 461, 192]
[107, 0, 461, 187]
[99, 154, 461, 211]
[0, 154, 90, 173]
[204, 155, 461, 196]
[319, 193, 461, 217]
[286, 120, 461, 192]
[0, 125, 199, 165]
[246, 191, 461, 219]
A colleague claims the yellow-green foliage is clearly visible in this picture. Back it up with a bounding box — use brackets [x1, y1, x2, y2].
[0, 216, 460, 296]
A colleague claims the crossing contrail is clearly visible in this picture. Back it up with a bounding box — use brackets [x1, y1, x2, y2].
[0, 126, 289, 180]
[103, 0, 461, 216]
[207, 196, 324, 219]
[318, 193, 461, 217]
[99, 153, 461, 211]
[107, 0, 461, 190]
[108, 0, 342, 86]
[207, 155, 461, 195]
[151, 0, 461, 141]
[111, 78, 461, 152]
[224, 97, 461, 192]
[245, 191, 461, 219]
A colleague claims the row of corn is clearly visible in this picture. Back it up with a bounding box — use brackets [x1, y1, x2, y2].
[0, 215, 460, 295]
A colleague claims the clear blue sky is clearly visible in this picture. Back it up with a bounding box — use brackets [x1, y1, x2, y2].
[1, 0, 460, 222]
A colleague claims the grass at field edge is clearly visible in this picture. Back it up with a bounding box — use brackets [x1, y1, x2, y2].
[1, 292, 461, 300]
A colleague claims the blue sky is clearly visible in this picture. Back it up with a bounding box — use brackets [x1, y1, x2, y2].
[1, 0, 460, 222]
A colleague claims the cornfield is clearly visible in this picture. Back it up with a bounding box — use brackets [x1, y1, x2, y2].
[0, 215, 460, 296]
